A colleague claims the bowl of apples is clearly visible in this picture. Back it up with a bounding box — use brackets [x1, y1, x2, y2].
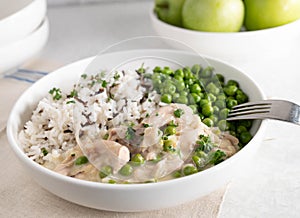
[150, 0, 300, 63]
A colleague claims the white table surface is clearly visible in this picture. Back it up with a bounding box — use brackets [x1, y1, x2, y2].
[24, 1, 300, 217]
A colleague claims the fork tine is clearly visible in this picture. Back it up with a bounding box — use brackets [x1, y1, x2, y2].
[232, 100, 272, 109]
[230, 104, 271, 113]
[227, 100, 272, 121]
[228, 108, 270, 117]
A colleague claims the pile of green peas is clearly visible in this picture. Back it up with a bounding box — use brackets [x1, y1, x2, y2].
[150, 64, 253, 146]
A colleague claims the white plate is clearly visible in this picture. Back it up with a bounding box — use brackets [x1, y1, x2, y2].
[7, 50, 267, 211]
[0, 17, 49, 75]
[0, 0, 47, 46]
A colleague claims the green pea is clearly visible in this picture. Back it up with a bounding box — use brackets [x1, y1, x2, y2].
[192, 155, 202, 168]
[227, 80, 239, 87]
[236, 93, 248, 104]
[175, 80, 185, 91]
[162, 66, 173, 75]
[199, 66, 212, 78]
[174, 75, 184, 81]
[191, 64, 201, 74]
[194, 150, 206, 158]
[213, 106, 220, 114]
[239, 120, 252, 129]
[161, 94, 172, 103]
[237, 125, 248, 134]
[240, 131, 252, 145]
[183, 67, 194, 79]
[183, 165, 198, 176]
[153, 66, 162, 73]
[174, 69, 184, 78]
[206, 93, 217, 102]
[131, 153, 145, 166]
[163, 140, 176, 152]
[190, 83, 201, 94]
[209, 115, 218, 124]
[164, 84, 176, 94]
[191, 93, 201, 103]
[180, 91, 188, 96]
[164, 126, 176, 136]
[224, 85, 238, 96]
[99, 165, 113, 179]
[189, 104, 198, 114]
[108, 179, 116, 184]
[173, 170, 182, 178]
[172, 93, 180, 101]
[185, 78, 194, 86]
[176, 95, 188, 104]
[218, 120, 229, 131]
[227, 99, 238, 109]
[206, 82, 220, 95]
[119, 164, 133, 176]
[203, 118, 214, 127]
[202, 104, 214, 116]
[215, 99, 226, 109]
[199, 99, 210, 107]
[219, 108, 230, 119]
[215, 73, 225, 83]
[74, 156, 88, 165]
[217, 94, 227, 100]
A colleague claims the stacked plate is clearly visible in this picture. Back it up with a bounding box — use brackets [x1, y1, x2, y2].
[0, 0, 48, 74]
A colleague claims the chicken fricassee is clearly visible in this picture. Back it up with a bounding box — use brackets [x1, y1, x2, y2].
[19, 64, 252, 184]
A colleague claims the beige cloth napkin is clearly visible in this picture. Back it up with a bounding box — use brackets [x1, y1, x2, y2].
[0, 60, 227, 217]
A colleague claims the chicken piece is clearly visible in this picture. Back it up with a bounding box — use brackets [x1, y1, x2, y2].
[216, 133, 239, 157]
[143, 105, 175, 128]
[141, 126, 162, 148]
[54, 154, 75, 176]
[83, 139, 130, 173]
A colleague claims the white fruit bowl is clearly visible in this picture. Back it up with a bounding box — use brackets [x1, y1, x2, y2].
[150, 10, 300, 63]
[0, 0, 47, 46]
[7, 49, 267, 212]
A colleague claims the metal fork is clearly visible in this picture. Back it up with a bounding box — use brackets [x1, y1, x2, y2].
[227, 100, 300, 125]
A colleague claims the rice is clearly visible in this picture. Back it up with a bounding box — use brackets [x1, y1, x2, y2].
[19, 69, 161, 166]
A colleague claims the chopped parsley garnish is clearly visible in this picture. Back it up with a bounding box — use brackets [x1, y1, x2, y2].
[143, 123, 150, 128]
[81, 74, 87, 79]
[103, 133, 109, 140]
[49, 88, 62, 100]
[69, 89, 78, 97]
[102, 80, 107, 88]
[145, 113, 150, 118]
[41, 148, 48, 156]
[66, 100, 75, 104]
[195, 135, 214, 153]
[114, 72, 120, 80]
[136, 63, 146, 74]
[209, 150, 226, 165]
[125, 126, 136, 140]
[155, 112, 159, 116]
[174, 109, 184, 118]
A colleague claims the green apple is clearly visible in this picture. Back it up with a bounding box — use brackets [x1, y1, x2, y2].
[154, 0, 186, 27]
[244, 0, 300, 30]
[182, 0, 244, 32]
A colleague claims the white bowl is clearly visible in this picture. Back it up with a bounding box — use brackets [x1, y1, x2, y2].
[0, 0, 47, 46]
[150, 10, 300, 63]
[0, 17, 49, 75]
[7, 50, 267, 212]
